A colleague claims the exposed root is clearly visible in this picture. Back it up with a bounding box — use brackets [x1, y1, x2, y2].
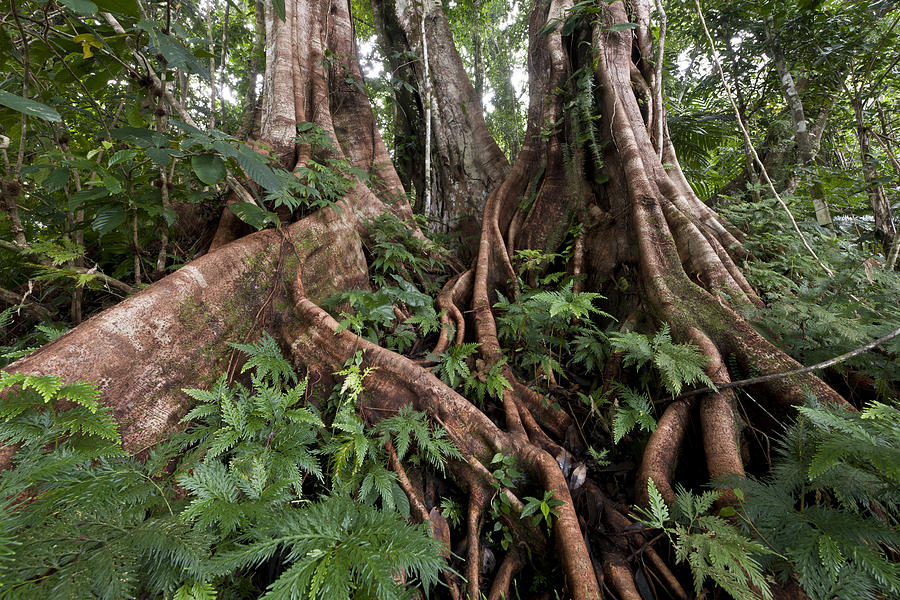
[465, 485, 487, 600]
[600, 541, 644, 600]
[419, 270, 472, 365]
[636, 399, 693, 506]
[288, 268, 601, 599]
[487, 549, 522, 600]
[387, 442, 430, 522]
[644, 543, 690, 600]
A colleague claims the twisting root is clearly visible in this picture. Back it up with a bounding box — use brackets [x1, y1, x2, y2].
[429, 270, 472, 358]
[599, 542, 643, 600]
[688, 327, 746, 496]
[487, 550, 522, 600]
[644, 544, 689, 600]
[465, 485, 487, 600]
[636, 398, 693, 506]
[386, 442, 429, 521]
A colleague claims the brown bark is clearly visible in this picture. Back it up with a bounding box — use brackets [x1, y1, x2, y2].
[852, 97, 898, 258]
[371, 0, 509, 233]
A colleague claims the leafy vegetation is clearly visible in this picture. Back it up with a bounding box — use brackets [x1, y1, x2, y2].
[636, 480, 774, 600]
[0, 338, 452, 599]
[720, 400, 900, 600]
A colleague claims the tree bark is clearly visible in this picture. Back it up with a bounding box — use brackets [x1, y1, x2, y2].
[371, 0, 509, 234]
[852, 96, 897, 257]
[766, 18, 832, 226]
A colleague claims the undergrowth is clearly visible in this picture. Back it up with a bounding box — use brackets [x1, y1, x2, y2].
[0, 335, 453, 599]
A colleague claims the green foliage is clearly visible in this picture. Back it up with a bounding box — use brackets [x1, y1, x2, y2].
[208, 497, 444, 600]
[328, 277, 440, 354]
[719, 401, 900, 600]
[463, 357, 512, 404]
[0, 372, 117, 442]
[0, 338, 454, 599]
[495, 278, 611, 383]
[610, 383, 657, 444]
[489, 452, 523, 489]
[367, 213, 449, 295]
[433, 342, 480, 388]
[0, 376, 207, 600]
[177, 368, 323, 534]
[324, 355, 460, 516]
[720, 194, 900, 396]
[609, 324, 715, 396]
[372, 404, 462, 475]
[636, 480, 774, 600]
[521, 489, 565, 533]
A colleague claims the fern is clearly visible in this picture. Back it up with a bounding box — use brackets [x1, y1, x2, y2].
[0, 373, 120, 445]
[464, 358, 512, 404]
[433, 342, 479, 388]
[0, 394, 206, 600]
[635, 479, 774, 600]
[610, 383, 657, 444]
[228, 332, 297, 386]
[719, 400, 900, 600]
[373, 404, 463, 475]
[609, 324, 715, 396]
[208, 497, 444, 600]
[22, 237, 86, 266]
[1, 334, 451, 599]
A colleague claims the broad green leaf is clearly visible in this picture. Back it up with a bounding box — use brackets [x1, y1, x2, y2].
[108, 149, 139, 168]
[608, 22, 638, 31]
[94, 0, 140, 17]
[272, 0, 286, 21]
[235, 148, 282, 191]
[112, 126, 166, 148]
[147, 147, 173, 166]
[228, 201, 277, 230]
[44, 167, 71, 192]
[154, 32, 210, 80]
[102, 176, 123, 194]
[92, 207, 126, 235]
[191, 154, 226, 185]
[0, 90, 61, 122]
[59, 0, 98, 15]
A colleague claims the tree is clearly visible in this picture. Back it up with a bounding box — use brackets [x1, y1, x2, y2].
[1, 0, 896, 599]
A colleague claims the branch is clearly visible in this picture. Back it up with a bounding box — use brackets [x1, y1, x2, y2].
[0, 285, 53, 320]
[0, 239, 136, 295]
[679, 325, 900, 399]
[101, 12, 265, 212]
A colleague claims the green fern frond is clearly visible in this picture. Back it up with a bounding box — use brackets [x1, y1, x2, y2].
[229, 332, 297, 386]
[608, 331, 653, 370]
[210, 497, 444, 600]
[611, 383, 656, 443]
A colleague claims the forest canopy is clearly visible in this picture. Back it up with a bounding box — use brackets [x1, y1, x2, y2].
[0, 0, 898, 599]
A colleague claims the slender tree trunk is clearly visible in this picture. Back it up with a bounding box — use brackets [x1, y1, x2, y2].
[767, 18, 832, 225]
[852, 97, 897, 257]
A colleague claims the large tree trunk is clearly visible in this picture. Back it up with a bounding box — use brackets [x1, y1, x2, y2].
[4, 0, 850, 598]
[372, 0, 509, 234]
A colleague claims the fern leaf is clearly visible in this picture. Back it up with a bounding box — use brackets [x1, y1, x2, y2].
[22, 374, 63, 403]
[57, 381, 101, 412]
